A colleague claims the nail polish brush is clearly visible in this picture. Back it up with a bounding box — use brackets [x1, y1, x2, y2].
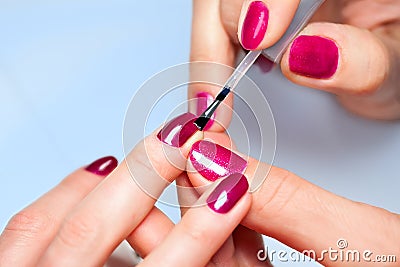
[194, 0, 325, 130]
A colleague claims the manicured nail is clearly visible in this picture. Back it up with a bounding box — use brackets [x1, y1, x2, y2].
[196, 92, 215, 131]
[207, 173, 249, 214]
[85, 156, 118, 176]
[157, 112, 199, 147]
[256, 55, 275, 73]
[189, 140, 247, 182]
[289, 35, 339, 79]
[241, 1, 269, 50]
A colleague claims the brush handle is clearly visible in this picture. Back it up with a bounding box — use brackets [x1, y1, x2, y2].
[225, 50, 262, 91]
[194, 50, 262, 130]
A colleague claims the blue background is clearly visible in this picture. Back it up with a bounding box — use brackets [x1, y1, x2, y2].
[1, 1, 399, 266]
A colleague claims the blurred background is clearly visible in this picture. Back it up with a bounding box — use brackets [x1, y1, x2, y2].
[1, 1, 399, 266]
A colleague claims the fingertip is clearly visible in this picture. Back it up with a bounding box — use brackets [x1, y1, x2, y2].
[206, 173, 250, 214]
[281, 22, 390, 96]
[84, 156, 118, 176]
[238, 0, 300, 50]
[188, 82, 234, 133]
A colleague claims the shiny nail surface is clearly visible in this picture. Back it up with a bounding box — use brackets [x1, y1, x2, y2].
[157, 113, 198, 147]
[189, 140, 247, 182]
[85, 156, 118, 176]
[289, 35, 339, 79]
[207, 173, 248, 214]
[241, 1, 269, 50]
[196, 92, 215, 131]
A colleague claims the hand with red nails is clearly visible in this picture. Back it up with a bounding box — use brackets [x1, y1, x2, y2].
[0, 114, 253, 267]
[185, 131, 400, 266]
[190, 0, 400, 120]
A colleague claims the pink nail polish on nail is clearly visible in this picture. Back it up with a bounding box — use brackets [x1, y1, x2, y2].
[289, 35, 339, 79]
[85, 156, 118, 176]
[241, 1, 269, 50]
[189, 140, 247, 182]
[157, 113, 199, 148]
[196, 92, 215, 131]
[207, 173, 248, 214]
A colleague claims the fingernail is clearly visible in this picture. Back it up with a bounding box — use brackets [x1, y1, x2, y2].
[241, 1, 269, 50]
[256, 55, 275, 73]
[157, 112, 199, 147]
[85, 156, 118, 176]
[196, 92, 215, 131]
[289, 35, 339, 79]
[189, 140, 247, 182]
[207, 173, 249, 214]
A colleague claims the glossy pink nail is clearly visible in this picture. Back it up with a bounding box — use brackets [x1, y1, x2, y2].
[157, 113, 199, 147]
[207, 173, 248, 214]
[189, 140, 247, 182]
[196, 92, 215, 131]
[289, 35, 339, 79]
[241, 1, 269, 50]
[85, 156, 118, 176]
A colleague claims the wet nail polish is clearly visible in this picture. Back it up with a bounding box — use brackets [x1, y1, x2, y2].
[207, 173, 248, 214]
[289, 35, 339, 79]
[189, 140, 247, 182]
[157, 113, 199, 147]
[241, 1, 269, 50]
[196, 92, 215, 131]
[85, 156, 118, 176]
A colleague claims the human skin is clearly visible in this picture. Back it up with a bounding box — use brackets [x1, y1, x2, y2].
[186, 1, 400, 264]
[0, 115, 253, 267]
[185, 131, 400, 266]
[189, 0, 400, 128]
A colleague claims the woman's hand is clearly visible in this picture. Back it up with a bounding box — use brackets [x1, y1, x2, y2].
[189, 0, 400, 122]
[0, 113, 251, 267]
[186, 132, 400, 266]
[177, 173, 270, 267]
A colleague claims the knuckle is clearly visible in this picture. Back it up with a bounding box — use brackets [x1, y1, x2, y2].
[5, 210, 55, 238]
[181, 220, 209, 244]
[252, 167, 299, 216]
[127, 141, 157, 174]
[57, 214, 98, 249]
[128, 140, 177, 182]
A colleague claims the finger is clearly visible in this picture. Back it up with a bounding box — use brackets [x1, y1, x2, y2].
[189, 0, 237, 132]
[176, 174, 239, 267]
[178, 131, 234, 209]
[281, 22, 400, 119]
[0, 156, 117, 267]
[126, 207, 174, 258]
[38, 113, 204, 267]
[244, 165, 400, 266]
[232, 225, 270, 266]
[281, 22, 389, 95]
[139, 173, 251, 267]
[186, 139, 400, 265]
[176, 173, 200, 216]
[187, 137, 247, 187]
[238, 0, 300, 50]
